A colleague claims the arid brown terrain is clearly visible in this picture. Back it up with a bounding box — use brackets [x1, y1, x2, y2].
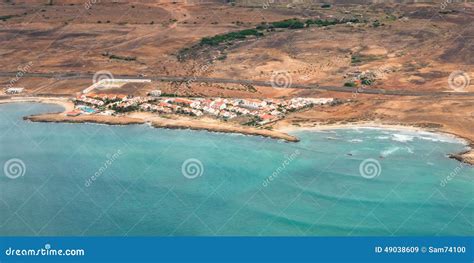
[0, 0, 473, 162]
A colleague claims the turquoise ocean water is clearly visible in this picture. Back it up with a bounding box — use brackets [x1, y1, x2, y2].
[0, 103, 472, 236]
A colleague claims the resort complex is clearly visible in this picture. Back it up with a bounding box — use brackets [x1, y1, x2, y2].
[72, 90, 334, 126]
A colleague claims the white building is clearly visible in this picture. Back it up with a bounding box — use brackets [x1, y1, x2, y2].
[149, 90, 162, 97]
[240, 99, 267, 109]
[305, 98, 334, 105]
[6, 87, 24, 94]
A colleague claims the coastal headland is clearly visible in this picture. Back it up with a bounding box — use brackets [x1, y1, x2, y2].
[24, 112, 300, 142]
[17, 98, 299, 142]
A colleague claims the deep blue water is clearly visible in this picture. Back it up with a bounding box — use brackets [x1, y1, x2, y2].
[0, 103, 472, 236]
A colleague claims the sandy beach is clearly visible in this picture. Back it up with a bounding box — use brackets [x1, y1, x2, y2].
[275, 121, 474, 165]
[0, 96, 74, 112]
[277, 122, 470, 144]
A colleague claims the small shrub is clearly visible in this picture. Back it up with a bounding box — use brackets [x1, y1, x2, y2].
[271, 19, 305, 29]
[351, 55, 362, 64]
[344, 81, 357, 87]
[200, 29, 262, 46]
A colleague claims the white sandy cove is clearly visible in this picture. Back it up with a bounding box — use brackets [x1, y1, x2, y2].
[0, 97, 74, 112]
[277, 122, 470, 145]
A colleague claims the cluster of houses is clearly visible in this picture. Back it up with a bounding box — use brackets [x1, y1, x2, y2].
[70, 91, 334, 126]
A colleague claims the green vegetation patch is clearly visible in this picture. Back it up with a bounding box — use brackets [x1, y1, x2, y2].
[179, 17, 364, 60]
[372, 20, 382, 27]
[0, 14, 19, 21]
[344, 81, 357, 87]
[351, 54, 384, 65]
[306, 18, 360, 27]
[200, 29, 263, 46]
[271, 19, 305, 29]
[102, 52, 136, 61]
[199, 18, 361, 47]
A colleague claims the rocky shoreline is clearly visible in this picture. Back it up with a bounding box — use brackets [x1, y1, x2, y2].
[25, 113, 146, 126]
[24, 113, 299, 142]
[448, 147, 474, 166]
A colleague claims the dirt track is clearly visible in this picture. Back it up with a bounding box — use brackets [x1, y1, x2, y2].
[1, 71, 473, 97]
